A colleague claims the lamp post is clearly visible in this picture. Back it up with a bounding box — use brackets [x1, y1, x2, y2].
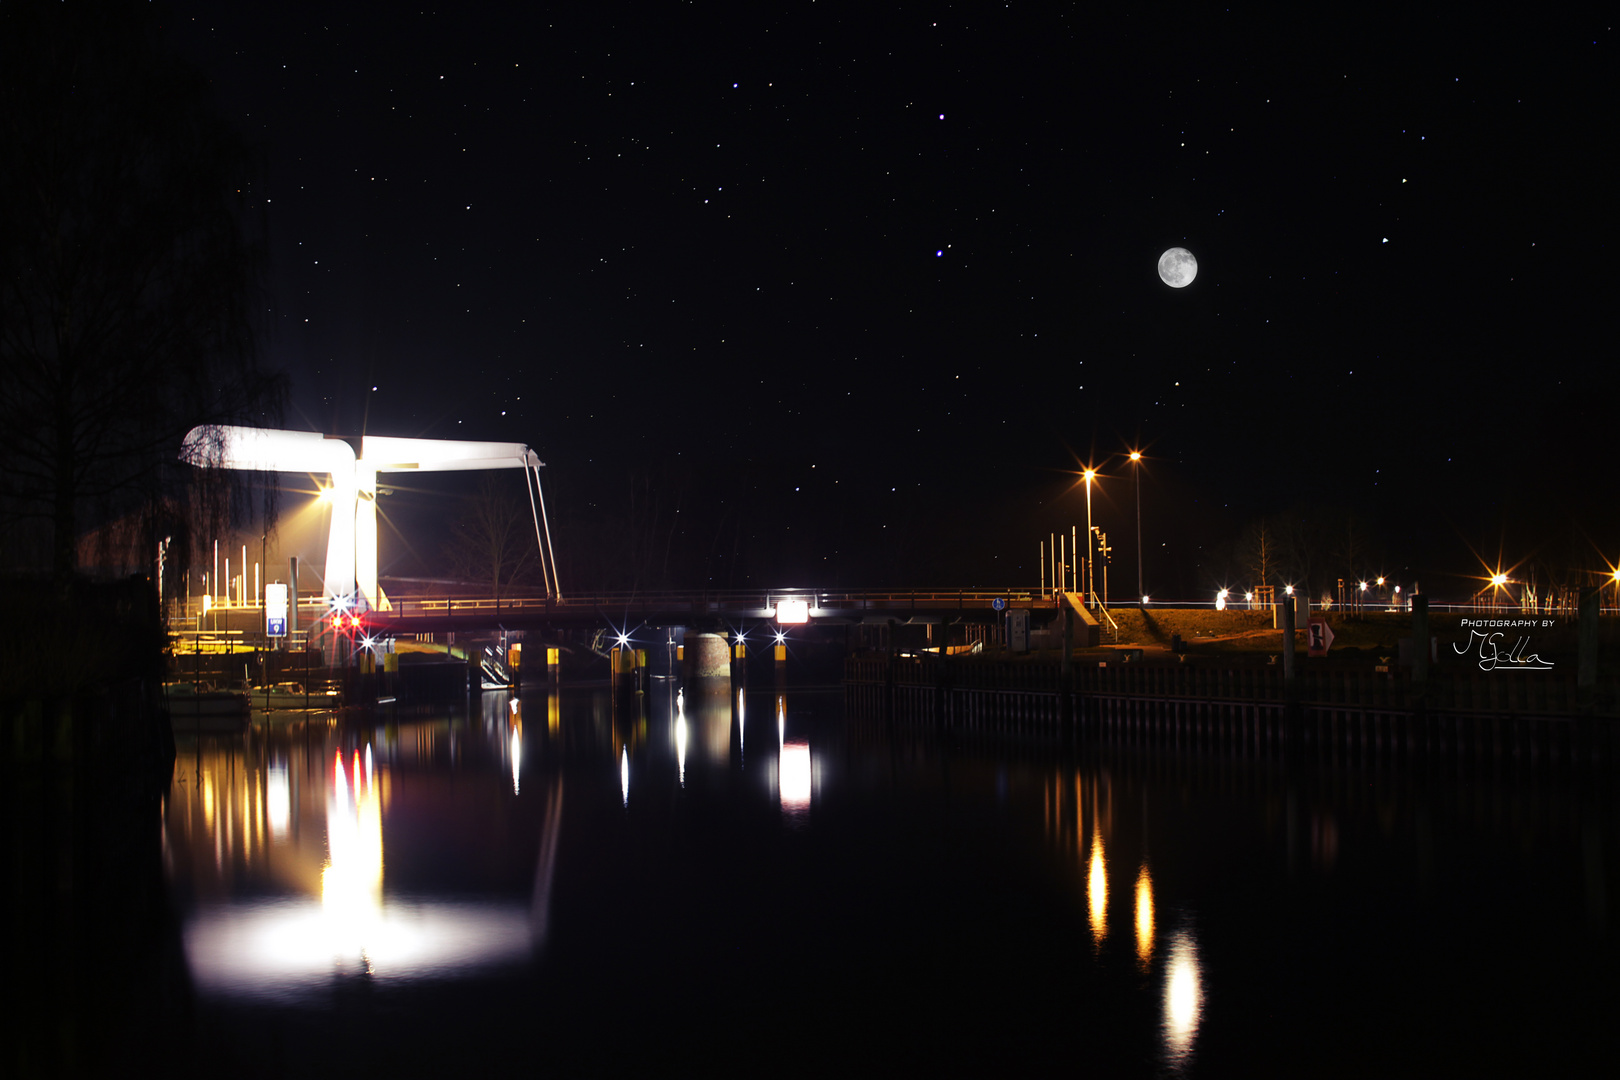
[1082, 468, 1096, 611]
[1129, 451, 1143, 606]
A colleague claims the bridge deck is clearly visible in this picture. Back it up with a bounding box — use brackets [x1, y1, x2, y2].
[362, 589, 1062, 632]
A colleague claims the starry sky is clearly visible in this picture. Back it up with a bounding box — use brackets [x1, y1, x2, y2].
[163, 3, 1612, 596]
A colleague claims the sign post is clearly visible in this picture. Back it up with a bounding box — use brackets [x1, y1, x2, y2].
[266, 582, 288, 639]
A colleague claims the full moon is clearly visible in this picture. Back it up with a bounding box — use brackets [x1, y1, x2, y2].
[1158, 247, 1198, 288]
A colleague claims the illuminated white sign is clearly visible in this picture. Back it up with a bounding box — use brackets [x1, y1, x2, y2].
[775, 598, 810, 624]
[265, 582, 288, 637]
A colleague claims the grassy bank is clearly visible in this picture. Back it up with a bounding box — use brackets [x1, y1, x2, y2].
[1095, 607, 1619, 671]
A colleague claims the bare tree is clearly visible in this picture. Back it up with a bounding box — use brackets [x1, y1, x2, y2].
[0, 1, 283, 582]
[1240, 518, 1278, 591]
[444, 476, 539, 602]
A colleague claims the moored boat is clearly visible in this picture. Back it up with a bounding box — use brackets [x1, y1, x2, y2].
[247, 681, 343, 710]
[164, 681, 250, 729]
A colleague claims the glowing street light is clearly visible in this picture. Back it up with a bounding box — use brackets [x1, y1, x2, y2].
[1082, 468, 1097, 610]
[1128, 450, 1144, 605]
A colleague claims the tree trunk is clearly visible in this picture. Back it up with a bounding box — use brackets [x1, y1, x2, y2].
[53, 383, 77, 581]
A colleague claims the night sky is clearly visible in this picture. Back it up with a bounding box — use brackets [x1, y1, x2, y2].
[163, 4, 1612, 597]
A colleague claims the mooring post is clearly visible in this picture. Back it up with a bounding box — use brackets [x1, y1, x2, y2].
[885, 619, 897, 720]
[1412, 594, 1430, 690]
[1578, 586, 1598, 706]
[1061, 601, 1074, 676]
[1281, 592, 1297, 694]
[1061, 600, 1075, 728]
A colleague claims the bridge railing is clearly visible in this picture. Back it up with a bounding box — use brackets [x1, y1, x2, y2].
[370, 588, 1057, 619]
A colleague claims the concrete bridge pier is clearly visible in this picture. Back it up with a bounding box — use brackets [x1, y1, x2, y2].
[684, 631, 732, 682]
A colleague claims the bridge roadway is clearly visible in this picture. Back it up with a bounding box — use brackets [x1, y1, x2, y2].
[361, 588, 1062, 635]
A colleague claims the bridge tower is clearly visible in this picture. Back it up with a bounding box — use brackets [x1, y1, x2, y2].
[181, 425, 560, 610]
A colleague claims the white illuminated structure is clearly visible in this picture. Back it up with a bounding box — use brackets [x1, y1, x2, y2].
[181, 425, 559, 609]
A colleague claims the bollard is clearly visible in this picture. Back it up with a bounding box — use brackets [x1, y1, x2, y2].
[1578, 586, 1598, 697]
[1282, 593, 1297, 689]
[1412, 595, 1430, 687]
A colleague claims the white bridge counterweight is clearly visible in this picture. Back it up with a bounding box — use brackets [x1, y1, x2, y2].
[181, 425, 559, 610]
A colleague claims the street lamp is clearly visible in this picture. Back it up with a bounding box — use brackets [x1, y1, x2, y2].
[1082, 468, 1097, 610]
[1128, 451, 1144, 605]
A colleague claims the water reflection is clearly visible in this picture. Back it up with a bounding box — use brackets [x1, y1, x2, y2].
[321, 747, 382, 932]
[166, 711, 556, 1001]
[154, 687, 1618, 1074]
[267, 762, 290, 838]
[1135, 865, 1155, 968]
[510, 702, 523, 796]
[776, 693, 812, 819]
[676, 707, 688, 787]
[780, 743, 812, 814]
[1087, 828, 1108, 947]
[1161, 927, 1204, 1069]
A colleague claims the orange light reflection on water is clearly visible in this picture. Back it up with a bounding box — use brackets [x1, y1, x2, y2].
[1087, 829, 1108, 947]
[1135, 865, 1155, 967]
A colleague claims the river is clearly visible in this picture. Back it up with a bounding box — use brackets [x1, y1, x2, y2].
[158, 683, 1616, 1077]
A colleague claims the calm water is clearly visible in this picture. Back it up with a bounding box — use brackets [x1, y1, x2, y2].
[161, 684, 1618, 1077]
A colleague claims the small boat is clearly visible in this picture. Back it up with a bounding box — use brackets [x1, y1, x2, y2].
[248, 681, 343, 710]
[164, 681, 250, 729]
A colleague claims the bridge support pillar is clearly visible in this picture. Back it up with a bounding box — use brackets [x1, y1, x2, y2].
[686, 632, 731, 681]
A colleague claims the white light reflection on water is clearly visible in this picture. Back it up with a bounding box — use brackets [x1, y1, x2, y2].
[780, 742, 811, 814]
[775, 693, 811, 818]
[267, 763, 290, 838]
[1161, 927, 1205, 1069]
[182, 742, 535, 999]
[676, 711, 688, 787]
[320, 749, 383, 951]
[184, 899, 533, 1001]
[509, 705, 523, 796]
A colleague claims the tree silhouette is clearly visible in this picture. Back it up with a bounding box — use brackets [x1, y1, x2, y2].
[1241, 518, 1277, 592]
[444, 476, 540, 602]
[0, 0, 283, 582]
